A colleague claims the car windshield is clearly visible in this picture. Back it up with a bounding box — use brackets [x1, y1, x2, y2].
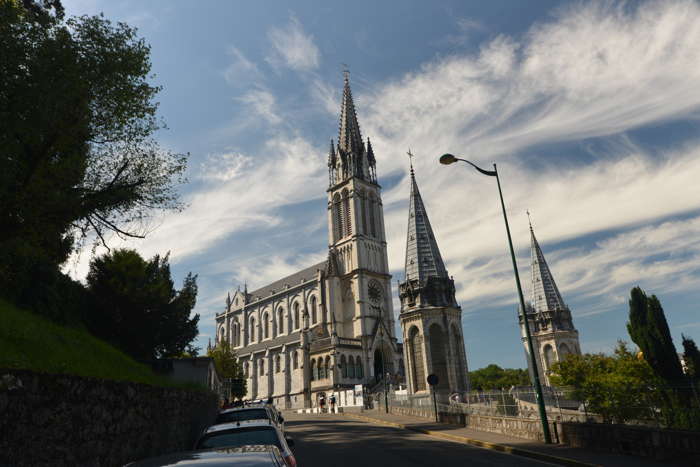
[216, 408, 269, 424]
[197, 427, 282, 450]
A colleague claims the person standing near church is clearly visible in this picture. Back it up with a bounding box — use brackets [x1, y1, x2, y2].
[330, 394, 336, 412]
[319, 394, 326, 413]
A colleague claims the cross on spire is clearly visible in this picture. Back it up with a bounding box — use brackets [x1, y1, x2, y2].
[407, 149, 415, 173]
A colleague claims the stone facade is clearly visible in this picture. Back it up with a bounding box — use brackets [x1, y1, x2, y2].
[0, 370, 218, 467]
[398, 168, 468, 398]
[520, 223, 581, 386]
[214, 74, 402, 408]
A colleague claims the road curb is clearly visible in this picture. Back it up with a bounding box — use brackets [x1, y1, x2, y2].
[343, 413, 599, 467]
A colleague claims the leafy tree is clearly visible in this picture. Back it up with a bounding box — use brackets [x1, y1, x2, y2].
[550, 341, 661, 424]
[208, 339, 247, 400]
[468, 364, 531, 390]
[682, 335, 700, 381]
[85, 249, 199, 361]
[0, 0, 186, 317]
[627, 287, 684, 383]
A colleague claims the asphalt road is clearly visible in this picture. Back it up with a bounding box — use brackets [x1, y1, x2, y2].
[283, 412, 554, 467]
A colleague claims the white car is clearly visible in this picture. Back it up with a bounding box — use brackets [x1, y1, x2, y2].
[126, 445, 286, 466]
[216, 406, 285, 432]
[194, 420, 296, 467]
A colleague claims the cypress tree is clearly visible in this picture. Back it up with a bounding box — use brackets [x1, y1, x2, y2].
[627, 287, 684, 383]
[682, 335, 700, 381]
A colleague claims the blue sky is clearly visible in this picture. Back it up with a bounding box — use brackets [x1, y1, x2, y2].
[63, 0, 700, 370]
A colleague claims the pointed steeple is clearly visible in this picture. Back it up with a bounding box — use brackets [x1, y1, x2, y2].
[338, 71, 363, 155]
[404, 168, 448, 282]
[530, 221, 566, 313]
[327, 139, 336, 167]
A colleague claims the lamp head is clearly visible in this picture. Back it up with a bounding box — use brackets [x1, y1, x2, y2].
[439, 153, 458, 165]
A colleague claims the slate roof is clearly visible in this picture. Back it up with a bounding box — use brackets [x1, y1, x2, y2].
[248, 261, 325, 302]
[530, 225, 567, 313]
[236, 331, 302, 357]
[404, 169, 448, 282]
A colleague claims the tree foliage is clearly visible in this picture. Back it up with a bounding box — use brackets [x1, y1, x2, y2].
[627, 287, 684, 383]
[208, 339, 247, 400]
[85, 249, 199, 361]
[0, 0, 186, 317]
[682, 335, 700, 381]
[550, 341, 661, 424]
[468, 364, 531, 390]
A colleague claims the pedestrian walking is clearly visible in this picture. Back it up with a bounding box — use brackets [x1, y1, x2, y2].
[330, 394, 336, 412]
[319, 394, 326, 413]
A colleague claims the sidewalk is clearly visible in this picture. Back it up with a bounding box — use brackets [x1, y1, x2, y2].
[344, 409, 682, 467]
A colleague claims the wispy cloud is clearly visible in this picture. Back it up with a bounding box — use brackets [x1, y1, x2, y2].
[223, 47, 263, 86]
[266, 15, 320, 71]
[237, 88, 282, 125]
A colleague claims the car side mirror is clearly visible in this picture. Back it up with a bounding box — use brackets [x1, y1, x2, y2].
[285, 437, 295, 447]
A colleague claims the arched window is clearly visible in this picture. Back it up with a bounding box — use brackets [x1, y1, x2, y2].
[293, 351, 299, 370]
[325, 356, 331, 380]
[249, 317, 256, 343]
[311, 359, 317, 381]
[293, 303, 300, 329]
[355, 357, 363, 379]
[348, 356, 355, 378]
[368, 193, 376, 237]
[310, 296, 317, 324]
[409, 326, 425, 391]
[543, 344, 555, 370]
[263, 312, 270, 339]
[429, 324, 448, 392]
[342, 189, 352, 237]
[333, 193, 343, 241]
[275, 355, 281, 373]
[259, 359, 265, 376]
[451, 324, 466, 390]
[277, 308, 284, 335]
[341, 355, 348, 378]
[559, 343, 571, 357]
[360, 191, 367, 234]
[244, 362, 249, 378]
[219, 327, 225, 344]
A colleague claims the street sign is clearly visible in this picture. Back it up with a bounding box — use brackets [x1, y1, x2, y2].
[427, 374, 439, 386]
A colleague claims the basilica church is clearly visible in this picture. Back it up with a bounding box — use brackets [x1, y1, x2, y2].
[214, 74, 580, 408]
[213, 75, 470, 408]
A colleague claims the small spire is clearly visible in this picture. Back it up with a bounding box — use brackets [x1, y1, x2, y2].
[530, 223, 566, 313]
[527, 209, 533, 231]
[404, 167, 448, 282]
[328, 138, 336, 167]
[366, 137, 375, 165]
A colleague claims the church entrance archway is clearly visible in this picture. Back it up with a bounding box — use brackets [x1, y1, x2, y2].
[428, 323, 449, 393]
[374, 348, 384, 382]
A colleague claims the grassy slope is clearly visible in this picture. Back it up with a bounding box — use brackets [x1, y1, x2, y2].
[0, 299, 178, 386]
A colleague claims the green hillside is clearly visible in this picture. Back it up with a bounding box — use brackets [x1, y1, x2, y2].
[0, 299, 175, 386]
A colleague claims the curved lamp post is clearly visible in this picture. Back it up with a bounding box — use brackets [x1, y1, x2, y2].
[439, 154, 552, 444]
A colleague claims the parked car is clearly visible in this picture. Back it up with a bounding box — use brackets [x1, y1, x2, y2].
[194, 421, 296, 467]
[215, 406, 285, 431]
[125, 445, 286, 466]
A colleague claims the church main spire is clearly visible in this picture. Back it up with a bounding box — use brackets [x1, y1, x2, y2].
[338, 71, 363, 155]
[530, 222, 566, 313]
[329, 71, 376, 186]
[404, 168, 448, 282]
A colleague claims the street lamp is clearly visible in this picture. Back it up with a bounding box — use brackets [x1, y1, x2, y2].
[439, 153, 552, 444]
[379, 326, 389, 414]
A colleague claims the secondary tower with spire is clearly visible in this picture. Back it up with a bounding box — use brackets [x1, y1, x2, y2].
[399, 157, 468, 397]
[520, 216, 581, 386]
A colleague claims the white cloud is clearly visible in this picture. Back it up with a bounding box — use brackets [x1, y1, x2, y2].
[266, 16, 320, 71]
[223, 47, 262, 86]
[237, 88, 282, 125]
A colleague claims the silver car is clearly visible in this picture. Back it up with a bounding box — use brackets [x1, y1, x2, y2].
[194, 420, 296, 467]
[216, 406, 285, 432]
[125, 445, 286, 466]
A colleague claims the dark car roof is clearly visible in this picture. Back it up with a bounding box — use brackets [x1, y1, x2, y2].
[126, 445, 283, 467]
